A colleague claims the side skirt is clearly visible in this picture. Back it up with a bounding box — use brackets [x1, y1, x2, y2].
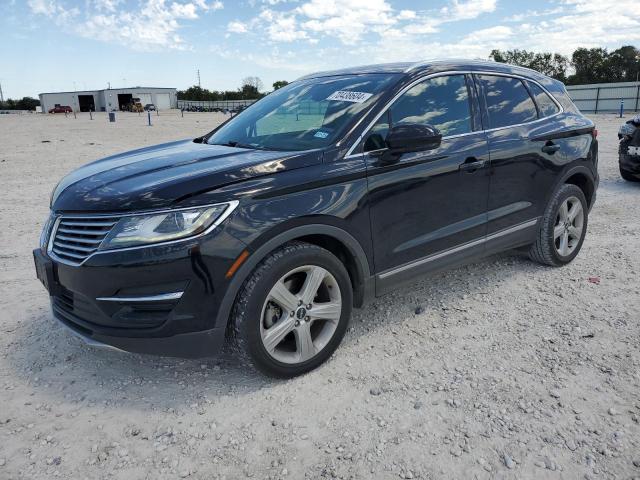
[375, 218, 539, 296]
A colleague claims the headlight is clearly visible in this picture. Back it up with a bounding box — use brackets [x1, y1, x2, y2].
[99, 202, 237, 250]
[40, 213, 55, 250]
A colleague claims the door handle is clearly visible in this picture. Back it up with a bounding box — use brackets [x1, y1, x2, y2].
[458, 157, 486, 173]
[541, 142, 561, 154]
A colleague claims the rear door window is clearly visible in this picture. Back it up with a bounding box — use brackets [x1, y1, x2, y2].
[477, 75, 538, 128]
[526, 81, 560, 118]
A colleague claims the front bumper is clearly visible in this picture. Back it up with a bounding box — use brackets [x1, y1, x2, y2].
[34, 227, 246, 358]
[54, 308, 226, 357]
[619, 152, 640, 174]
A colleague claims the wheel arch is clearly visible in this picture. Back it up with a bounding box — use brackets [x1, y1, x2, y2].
[214, 223, 373, 331]
[553, 165, 597, 209]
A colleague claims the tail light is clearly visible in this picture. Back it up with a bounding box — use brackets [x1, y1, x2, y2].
[592, 129, 598, 139]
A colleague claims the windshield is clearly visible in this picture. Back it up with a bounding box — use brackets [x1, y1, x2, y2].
[206, 73, 400, 151]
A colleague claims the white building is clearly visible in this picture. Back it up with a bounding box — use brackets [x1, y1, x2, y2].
[39, 87, 177, 113]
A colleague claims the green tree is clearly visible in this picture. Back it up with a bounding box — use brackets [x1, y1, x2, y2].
[490, 49, 569, 82]
[272, 80, 289, 90]
[1, 96, 40, 110]
[177, 76, 269, 102]
[240, 83, 260, 98]
[242, 76, 263, 92]
[567, 47, 609, 84]
[606, 46, 640, 82]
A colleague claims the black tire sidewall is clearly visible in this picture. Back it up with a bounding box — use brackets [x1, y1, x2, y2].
[238, 244, 353, 377]
[543, 185, 588, 265]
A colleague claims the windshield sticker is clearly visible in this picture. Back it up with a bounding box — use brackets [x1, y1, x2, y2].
[314, 130, 329, 139]
[326, 90, 373, 103]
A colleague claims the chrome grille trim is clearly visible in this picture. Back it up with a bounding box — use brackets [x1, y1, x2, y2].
[57, 226, 115, 235]
[57, 220, 119, 227]
[49, 215, 121, 265]
[55, 234, 105, 244]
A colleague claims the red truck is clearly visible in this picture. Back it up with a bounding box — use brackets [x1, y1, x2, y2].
[48, 105, 73, 114]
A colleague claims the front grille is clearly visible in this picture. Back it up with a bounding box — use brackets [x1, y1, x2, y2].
[50, 215, 120, 265]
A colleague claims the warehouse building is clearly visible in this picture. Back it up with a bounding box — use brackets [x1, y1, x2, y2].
[39, 87, 177, 112]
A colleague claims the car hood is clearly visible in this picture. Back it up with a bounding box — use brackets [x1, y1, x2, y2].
[51, 139, 321, 212]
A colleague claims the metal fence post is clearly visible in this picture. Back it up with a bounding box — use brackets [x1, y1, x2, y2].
[620, 98, 624, 118]
[635, 84, 640, 112]
[594, 87, 600, 114]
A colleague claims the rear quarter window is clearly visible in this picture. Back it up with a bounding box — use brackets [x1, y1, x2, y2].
[478, 75, 538, 129]
[526, 81, 560, 117]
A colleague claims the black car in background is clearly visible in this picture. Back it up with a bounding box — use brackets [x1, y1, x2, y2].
[618, 115, 640, 181]
[34, 60, 598, 377]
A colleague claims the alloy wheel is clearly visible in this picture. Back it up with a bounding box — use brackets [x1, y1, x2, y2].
[259, 265, 342, 364]
[553, 195, 584, 257]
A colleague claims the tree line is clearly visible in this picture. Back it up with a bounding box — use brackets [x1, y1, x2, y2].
[490, 45, 640, 85]
[177, 78, 289, 102]
[0, 96, 40, 110]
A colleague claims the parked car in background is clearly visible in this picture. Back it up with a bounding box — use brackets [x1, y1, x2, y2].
[144, 103, 156, 111]
[34, 60, 598, 378]
[618, 115, 640, 182]
[48, 105, 72, 114]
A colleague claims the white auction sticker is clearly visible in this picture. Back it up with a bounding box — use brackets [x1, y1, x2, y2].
[326, 90, 373, 103]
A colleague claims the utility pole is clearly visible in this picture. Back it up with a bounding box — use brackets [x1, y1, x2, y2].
[0, 80, 4, 105]
[197, 69, 201, 88]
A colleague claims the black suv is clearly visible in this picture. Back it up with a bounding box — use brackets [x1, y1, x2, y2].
[34, 60, 598, 377]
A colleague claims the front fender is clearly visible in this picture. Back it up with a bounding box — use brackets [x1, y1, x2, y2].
[213, 223, 372, 331]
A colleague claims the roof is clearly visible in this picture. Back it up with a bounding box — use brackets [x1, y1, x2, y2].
[298, 59, 548, 81]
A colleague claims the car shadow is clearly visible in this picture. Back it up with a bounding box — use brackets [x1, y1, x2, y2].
[343, 250, 534, 348]
[598, 175, 640, 193]
[6, 249, 539, 412]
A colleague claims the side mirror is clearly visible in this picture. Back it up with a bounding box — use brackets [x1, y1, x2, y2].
[385, 123, 442, 153]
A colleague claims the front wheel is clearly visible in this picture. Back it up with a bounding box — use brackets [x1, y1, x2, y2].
[231, 242, 353, 378]
[529, 184, 588, 267]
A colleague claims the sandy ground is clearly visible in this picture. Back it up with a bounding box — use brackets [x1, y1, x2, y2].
[0, 111, 639, 480]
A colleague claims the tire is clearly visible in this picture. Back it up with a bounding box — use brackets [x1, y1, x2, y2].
[529, 184, 588, 267]
[620, 165, 640, 182]
[231, 241, 353, 378]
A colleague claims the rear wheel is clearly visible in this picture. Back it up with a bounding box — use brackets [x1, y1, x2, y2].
[529, 184, 588, 267]
[231, 242, 352, 378]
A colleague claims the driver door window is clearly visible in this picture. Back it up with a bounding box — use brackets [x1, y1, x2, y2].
[363, 74, 472, 153]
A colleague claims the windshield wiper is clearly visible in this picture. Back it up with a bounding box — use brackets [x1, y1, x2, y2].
[210, 140, 266, 150]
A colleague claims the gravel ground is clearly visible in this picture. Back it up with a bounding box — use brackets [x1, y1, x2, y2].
[0, 111, 639, 480]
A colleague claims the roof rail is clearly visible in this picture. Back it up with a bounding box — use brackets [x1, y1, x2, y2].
[404, 58, 494, 72]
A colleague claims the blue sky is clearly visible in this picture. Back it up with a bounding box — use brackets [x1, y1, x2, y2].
[1, 0, 639, 98]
